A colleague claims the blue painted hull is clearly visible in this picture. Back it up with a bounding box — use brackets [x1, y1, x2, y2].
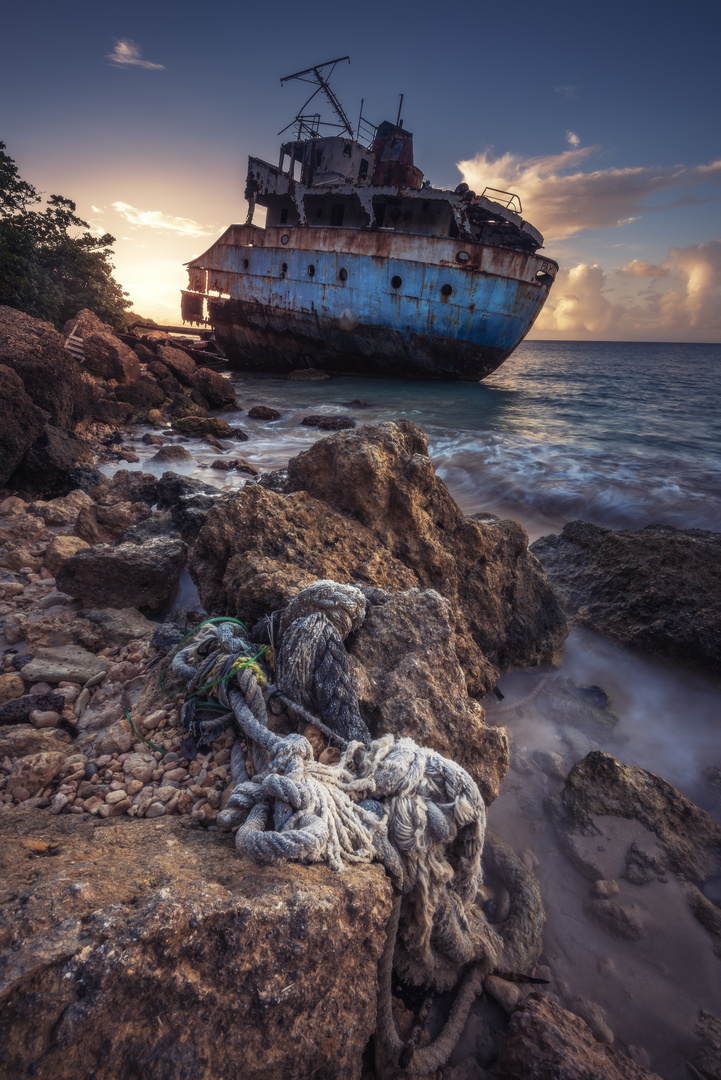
[186, 225, 557, 381]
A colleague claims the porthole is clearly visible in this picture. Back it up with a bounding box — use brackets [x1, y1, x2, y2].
[391, 275, 402, 289]
[339, 268, 348, 282]
[308, 264, 315, 277]
[243, 258, 249, 270]
[281, 234, 290, 245]
[441, 284, 453, 297]
[456, 251, 470, 263]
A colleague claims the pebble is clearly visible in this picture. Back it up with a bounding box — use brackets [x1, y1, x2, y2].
[28, 682, 54, 695]
[591, 878, 620, 898]
[163, 751, 180, 764]
[145, 802, 166, 818]
[106, 789, 129, 804]
[163, 767, 187, 782]
[485, 975, 524, 1013]
[84, 763, 98, 780]
[30, 710, 61, 728]
[10, 785, 30, 802]
[50, 793, 69, 814]
[126, 779, 144, 796]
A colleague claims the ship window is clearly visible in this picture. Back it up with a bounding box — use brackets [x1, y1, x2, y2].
[456, 251, 470, 263]
[281, 234, 290, 245]
[374, 203, 386, 227]
[308, 264, 315, 277]
[391, 275, 402, 289]
[243, 258, 249, 270]
[441, 284, 453, 297]
[316, 148, 323, 167]
[339, 268, 348, 282]
[280, 208, 288, 224]
[359, 159, 368, 181]
[280, 262, 288, 278]
[330, 204, 345, 227]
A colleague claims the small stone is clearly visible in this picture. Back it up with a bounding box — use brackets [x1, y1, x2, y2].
[126, 779, 144, 796]
[485, 975, 524, 1013]
[50, 792, 70, 814]
[10, 786, 30, 802]
[163, 767, 186, 782]
[319, 747, 341, 765]
[0, 673, 25, 706]
[145, 801, 166, 818]
[83, 795, 104, 813]
[28, 682, 54, 695]
[108, 797, 132, 816]
[105, 788, 129, 804]
[597, 956, 615, 977]
[29, 710, 61, 729]
[591, 878, 620, 898]
[141, 709, 166, 731]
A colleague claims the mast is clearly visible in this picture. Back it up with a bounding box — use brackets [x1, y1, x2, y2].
[279, 56, 354, 139]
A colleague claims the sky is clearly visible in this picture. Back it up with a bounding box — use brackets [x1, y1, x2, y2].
[2, 0, 720, 341]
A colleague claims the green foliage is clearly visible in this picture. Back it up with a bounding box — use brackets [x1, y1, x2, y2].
[0, 143, 130, 330]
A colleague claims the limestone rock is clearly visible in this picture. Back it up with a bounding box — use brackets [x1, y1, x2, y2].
[531, 521, 721, 674]
[171, 416, 235, 438]
[62, 308, 113, 339]
[11, 425, 86, 496]
[0, 808, 392, 1080]
[55, 537, 187, 613]
[0, 364, 49, 485]
[7, 751, 68, 795]
[156, 344, 196, 384]
[83, 331, 140, 383]
[0, 724, 73, 758]
[98, 469, 159, 507]
[191, 366, 237, 407]
[74, 501, 152, 544]
[148, 444, 195, 465]
[28, 489, 95, 527]
[500, 995, 663, 1079]
[0, 306, 92, 430]
[548, 752, 721, 883]
[45, 535, 91, 575]
[80, 607, 156, 646]
[190, 422, 567, 696]
[0, 672, 25, 706]
[114, 376, 165, 415]
[248, 405, 281, 420]
[348, 588, 508, 804]
[20, 645, 107, 685]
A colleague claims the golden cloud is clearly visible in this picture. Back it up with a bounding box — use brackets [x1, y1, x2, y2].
[112, 201, 212, 237]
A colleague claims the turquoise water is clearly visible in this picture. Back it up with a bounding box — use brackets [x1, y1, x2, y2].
[227, 339, 721, 540]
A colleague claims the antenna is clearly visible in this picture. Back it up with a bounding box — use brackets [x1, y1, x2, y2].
[396, 94, 404, 129]
[279, 56, 354, 139]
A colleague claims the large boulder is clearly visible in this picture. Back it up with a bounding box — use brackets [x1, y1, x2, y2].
[156, 344, 196, 384]
[113, 376, 166, 415]
[83, 331, 140, 383]
[74, 501, 153, 544]
[11, 425, 86, 496]
[190, 422, 567, 695]
[0, 306, 92, 430]
[0, 364, 48, 485]
[55, 537, 188, 613]
[191, 366, 237, 408]
[348, 587, 508, 804]
[500, 995, 663, 1080]
[531, 521, 721, 674]
[0, 808, 392, 1080]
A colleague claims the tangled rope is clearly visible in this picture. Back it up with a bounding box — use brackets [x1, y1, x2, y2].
[171, 580, 518, 1072]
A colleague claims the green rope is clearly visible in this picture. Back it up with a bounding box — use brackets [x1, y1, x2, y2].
[187, 647, 269, 700]
[159, 615, 248, 693]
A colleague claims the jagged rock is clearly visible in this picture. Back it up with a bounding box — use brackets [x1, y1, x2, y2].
[113, 376, 165, 415]
[89, 396, 134, 426]
[117, 509, 177, 545]
[6, 751, 68, 795]
[55, 537, 187, 613]
[74, 501, 153, 544]
[548, 751, 721, 882]
[62, 308, 112, 339]
[347, 587, 508, 804]
[301, 414, 356, 430]
[20, 645, 108, 685]
[171, 416, 235, 438]
[0, 723, 73, 757]
[0, 673, 25, 706]
[12, 425, 86, 495]
[0, 808, 392, 1080]
[190, 422, 567, 696]
[82, 331, 140, 383]
[0, 306, 92, 430]
[148, 444, 195, 465]
[64, 466, 108, 498]
[500, 995, 662, 1079]
[695, 1010, 721, 1080]
[79, 607, 156, 647]
[45, 535, 91, 575]
[98, 469, 159, 507]
[191, 366, 237, 407]
[531, 521, 721, 674]
[156, 344, 196, 384]
[0, 364, 49, 485]
[248, 405, 281, 420]
[0, 691, 67, 725]
[28, 489, 95, 527]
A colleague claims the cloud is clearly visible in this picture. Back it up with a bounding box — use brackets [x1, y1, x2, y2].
[535, 240, 721, 338]
[622, 259, 669, 278]
[566, 131, 580, 148]
[555, 86, 578, 99]
[112, 201, 211, 237]
[457, 147, 721, 242]
[106, 39, 165, 70]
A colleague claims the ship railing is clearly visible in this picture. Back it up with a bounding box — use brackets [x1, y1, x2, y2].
[482, 187, 522, 213]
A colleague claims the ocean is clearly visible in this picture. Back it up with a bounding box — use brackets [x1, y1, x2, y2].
[112, 338, 720, 1075]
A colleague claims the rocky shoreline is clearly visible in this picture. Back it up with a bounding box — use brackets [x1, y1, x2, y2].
[0, 305, 719, 1080]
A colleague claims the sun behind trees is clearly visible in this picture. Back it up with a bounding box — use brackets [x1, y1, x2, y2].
[0, 142, 129, 331]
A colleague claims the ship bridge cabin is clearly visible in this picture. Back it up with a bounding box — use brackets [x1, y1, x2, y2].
[243, 120, 542, 252]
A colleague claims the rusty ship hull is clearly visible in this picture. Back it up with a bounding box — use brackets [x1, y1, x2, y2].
[185, 224, 556, 381]
[182, 82, 557, 382]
